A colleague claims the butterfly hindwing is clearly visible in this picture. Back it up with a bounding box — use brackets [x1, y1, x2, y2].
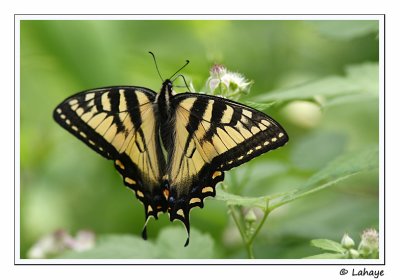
[53, 86, 167, 220]
[167, 93, 288, 230]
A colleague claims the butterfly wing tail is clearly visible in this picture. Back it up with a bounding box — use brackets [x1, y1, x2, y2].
[184, 226, 190, 247]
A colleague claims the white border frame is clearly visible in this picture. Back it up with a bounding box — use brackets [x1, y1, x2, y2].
[14, 14, 385, 265]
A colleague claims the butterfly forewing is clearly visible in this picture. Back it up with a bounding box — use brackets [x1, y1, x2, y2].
[53, 86, 167, 218]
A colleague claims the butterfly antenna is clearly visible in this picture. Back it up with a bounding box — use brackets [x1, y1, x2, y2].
[169, 59, 190, 80]
[172, 74, 191, 92]
[149, 51, 164, 82]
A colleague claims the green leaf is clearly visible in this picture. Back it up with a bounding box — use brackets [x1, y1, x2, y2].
[241, 100, 276, 111]
[269, 146, 378, 210]
[322, 93, 377, 108]
[155, 227, 216, 258]
[305, 146, 378, 188]
[257, 62, 378, 105]
[310, 239, 346, 253]
[57, 227, 215, 259]
[215, 188, 268, 209]
[217, 146, 378, 213]
[304, 253, 346, 259]
[258, 76, 359, 102]
[58, 234, 158, 259]
[344, 63, 379, 96]
[308, 20, 379, 40]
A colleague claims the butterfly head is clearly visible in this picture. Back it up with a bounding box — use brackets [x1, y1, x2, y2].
[156, 79, 175, 120]
[161, 79, 174, 96]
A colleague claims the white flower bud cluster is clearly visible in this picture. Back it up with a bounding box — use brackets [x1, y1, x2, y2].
[206, 64, 253, 100]
[27, 229, 95, 258]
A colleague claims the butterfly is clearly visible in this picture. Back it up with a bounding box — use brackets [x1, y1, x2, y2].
[53, 57, 289, 246]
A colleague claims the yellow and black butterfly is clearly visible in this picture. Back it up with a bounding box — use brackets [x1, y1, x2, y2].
[53, 57, 288, 246]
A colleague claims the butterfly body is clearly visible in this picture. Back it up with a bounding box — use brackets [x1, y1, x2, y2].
[54, 77, 288, 246]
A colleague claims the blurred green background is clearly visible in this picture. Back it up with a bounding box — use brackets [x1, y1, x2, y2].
[20, 20, 379, 259]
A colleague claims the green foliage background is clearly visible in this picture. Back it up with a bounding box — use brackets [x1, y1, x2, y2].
[20, 20, 379, 259]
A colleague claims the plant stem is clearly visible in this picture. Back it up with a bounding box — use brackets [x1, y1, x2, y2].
[229, 205, 247, 243]
[244, 201, 271, 259]
[247, 208, 270, 246]
[229, 202, 271, 259]
[246, 241, 255, 259]
[229, 205, 255, 258]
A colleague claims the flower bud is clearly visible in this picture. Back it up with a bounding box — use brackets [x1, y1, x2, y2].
[341, 233, 355, 249]
[244, 209, 257, 223]
[244, 209, 257, 238]
[206, 64, 252, 99]
[282, 101, 322, 128]
[349, 248, 360, 259]
[358, 228, 379, 257]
